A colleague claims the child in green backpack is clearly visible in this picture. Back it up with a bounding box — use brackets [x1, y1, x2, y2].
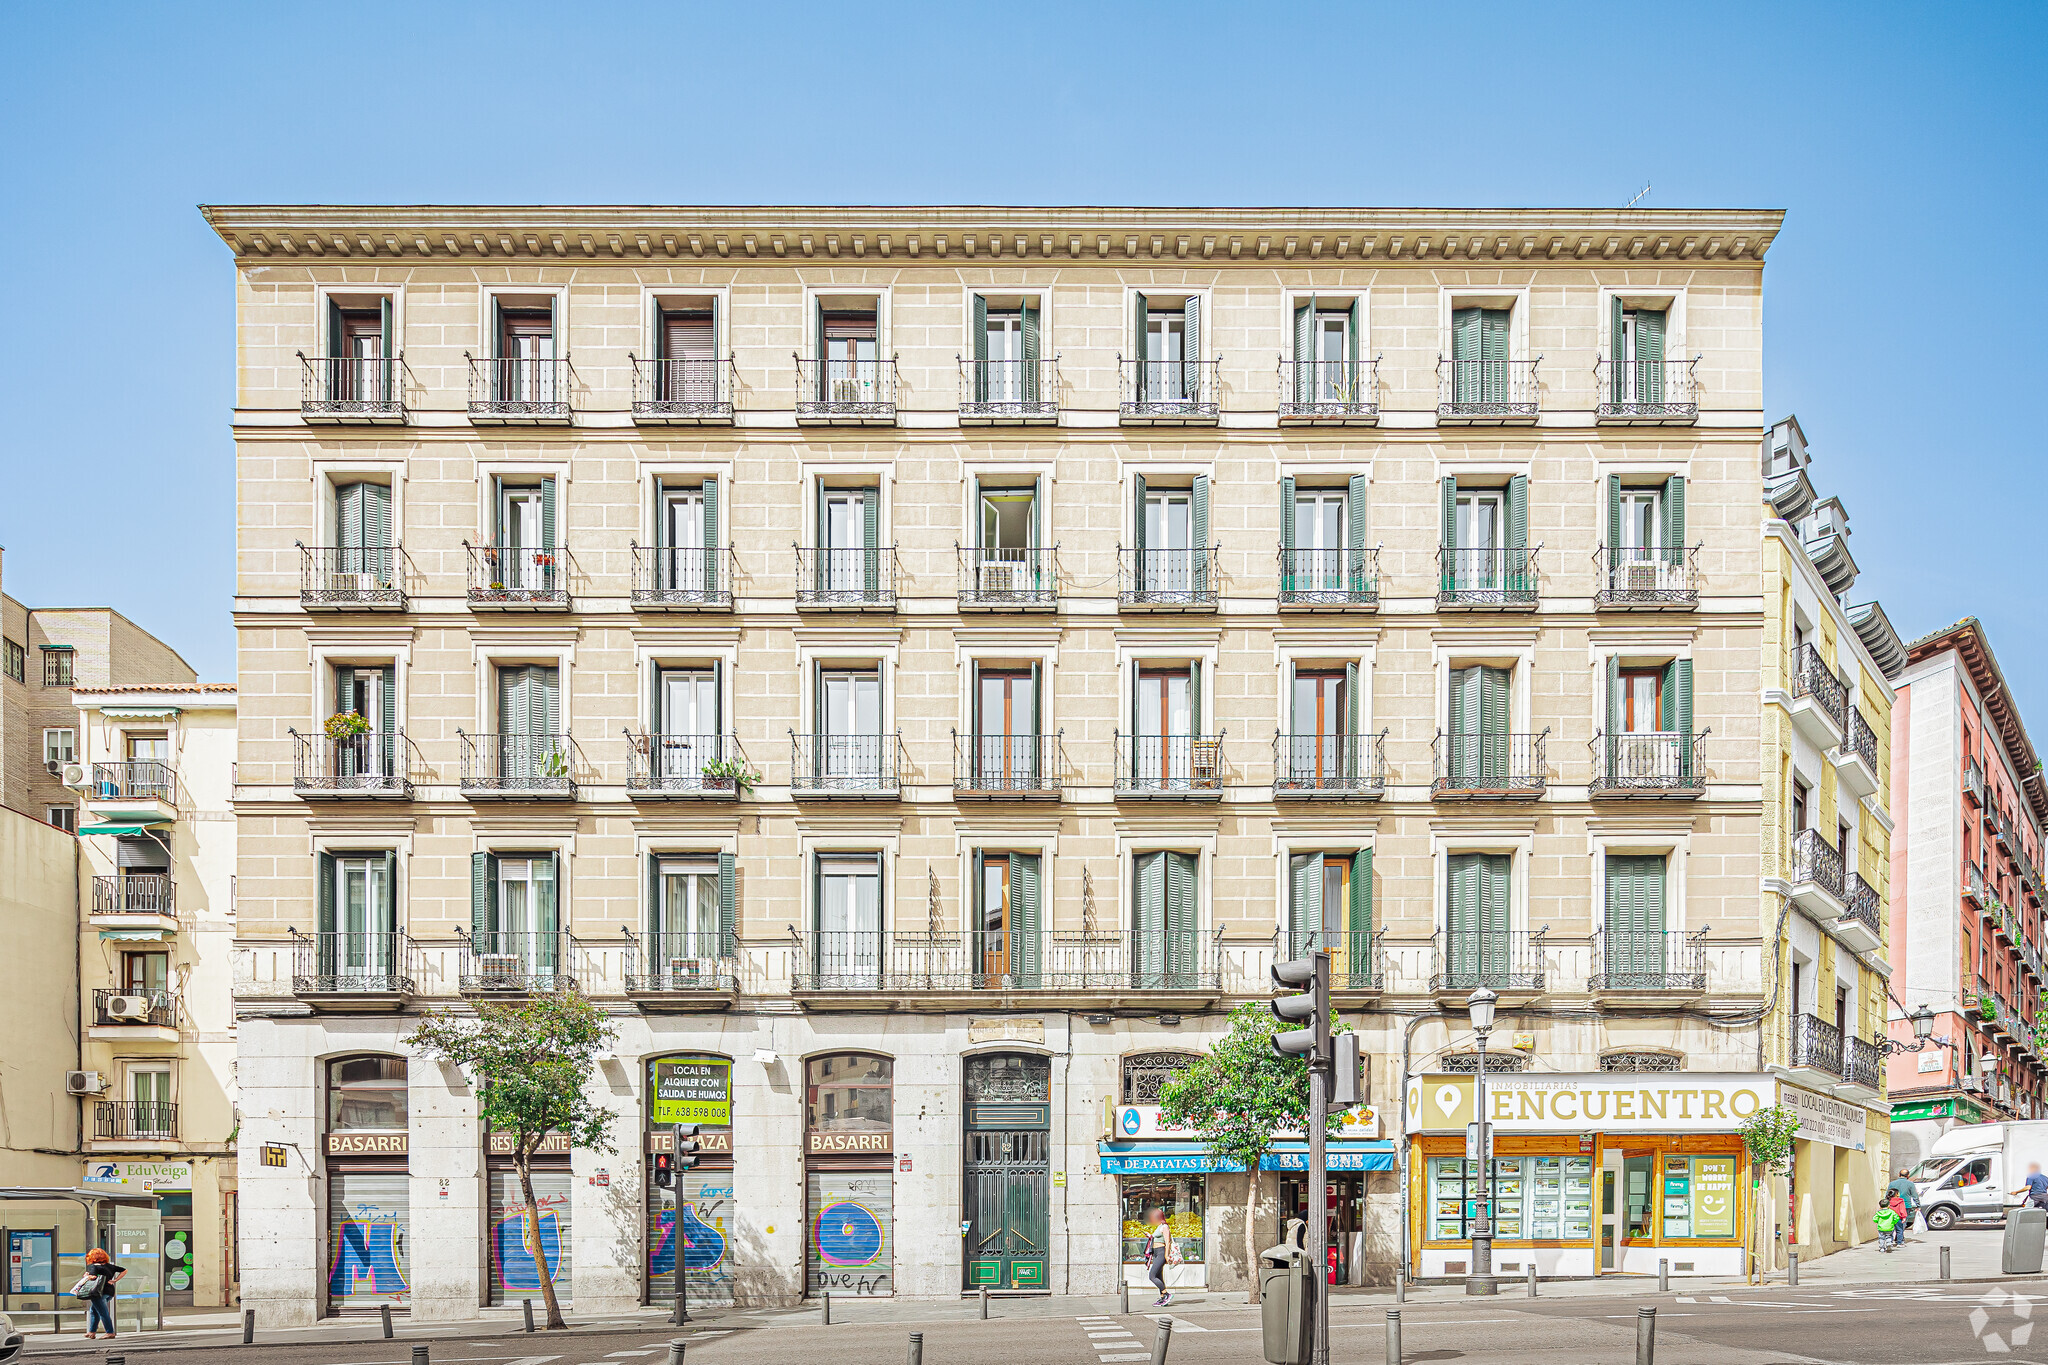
[1872, 1203, 1901, 1252]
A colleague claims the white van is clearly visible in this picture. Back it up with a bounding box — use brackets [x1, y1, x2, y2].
[1913, 1121, 2048, 1229]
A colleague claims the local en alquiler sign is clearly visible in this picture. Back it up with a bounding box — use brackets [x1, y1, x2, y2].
[1781, 1083, 1868, 1152]
[652, 1057, 731, 1126]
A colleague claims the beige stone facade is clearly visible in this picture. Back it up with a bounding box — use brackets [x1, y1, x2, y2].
[213, 205, 1773, 1314]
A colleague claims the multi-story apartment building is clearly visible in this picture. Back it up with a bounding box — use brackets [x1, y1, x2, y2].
[211, 203, 1774, 1319]
[1887, 618, 2048, 1174]
[66, 683, 240, 1310]
[1755, 416, 1902, 1264]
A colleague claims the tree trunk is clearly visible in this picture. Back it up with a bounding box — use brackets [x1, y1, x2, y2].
[518, 1147, 566, 1329]
[1244, 1173, 1261, 1304]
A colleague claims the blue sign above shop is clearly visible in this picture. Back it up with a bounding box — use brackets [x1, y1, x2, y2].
[1098, 1140, 1394, 1175]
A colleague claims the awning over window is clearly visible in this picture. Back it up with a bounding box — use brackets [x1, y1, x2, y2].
[78, 821, 165, 835]
[98, 707, 180, 718]
[98, 928, 170, 942]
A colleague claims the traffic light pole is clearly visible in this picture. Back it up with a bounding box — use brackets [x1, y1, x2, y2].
[1308, 950, 1330, 1365]
[672, 1123, 690, 1328]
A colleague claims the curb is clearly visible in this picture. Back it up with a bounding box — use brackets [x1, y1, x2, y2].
[22, 1317, 741, 1360]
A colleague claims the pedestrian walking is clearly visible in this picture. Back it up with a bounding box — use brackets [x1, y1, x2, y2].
[77, 1247, 125, 1339]
[1885, 1168, 1920, 1236]
[2021, 1162, 2048, 1211]
[1872, 1202, 1902, 1252]
[1144, 1208, 1174, 1307]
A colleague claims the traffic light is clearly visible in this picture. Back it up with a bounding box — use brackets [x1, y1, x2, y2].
[674, 1123, 702, 1172]
[653, 1152, 675, 1189]
[1271, 951, 1330, 1064]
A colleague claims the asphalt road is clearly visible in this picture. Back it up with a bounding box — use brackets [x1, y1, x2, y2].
[28, 1284, 2048, 1365]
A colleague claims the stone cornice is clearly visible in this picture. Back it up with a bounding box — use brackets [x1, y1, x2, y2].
[200, 204, 1783, 265]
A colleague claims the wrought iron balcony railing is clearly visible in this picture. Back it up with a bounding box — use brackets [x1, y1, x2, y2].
[457, 732, 579, 796]
[624, 930, 738, 992]
[291, 930, 418, 996]
[299, 352, 409, 422]
[1431, 732, 1548, 797]
[952, 731, 1065, 798]
[1277, 358, 1380, 422]
[790, 928, 1222, 992]
[1842, 706, 1880, 771]
[1590, 929, 1707, 991]
[1791, 643, 1847, 731]
[958, 357, 1060, 422]
[790, 732, 904, 796]
[89, 761, 175, 803]
[1437, 546, 1540, 607]
[957, 546, 1057, 609]
[92, 987, 179, 1029]
[1278, 547, 1380, 607]
[1587, 731, 1705, 796]
[1594, 545, 1700, 608]
[625, 732, 749, 796]
[459, 930, 576, 993]
[1430, 929, 1547, 992]
[92, 874, 173, 917]
[1118, 357, 1219, 421]
[298, 543, 405, 609]
[1115, 733, 1225, 796]
[291, 729, 415, 797]
[1791, 827, 1845, 902]
[794, 356, 898, 421]
[1437, 357, 1541, 421]
[1117, 547, 1219, 608]
[1594, 358, 1700, 423]
[466, 354, 573, 422]
[631, 543, 736, 608]
[629, 355, 736, 422]
[1842, 1034, 1885, 1091]
[1965, 759, 1986, 806]
[794, 546, 897, 608]
[1278, 928, 1385, 990]
[1965, 860, 1988, 905]
[465, 541, 568, 607]
[1846, 872, 1883, 941]
[1789, 1012, 1843, 1076]
[1272, 731, 1387, 797]
[95, 1100, 177, 1141]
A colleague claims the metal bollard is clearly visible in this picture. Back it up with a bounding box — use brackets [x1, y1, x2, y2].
[1941, 1244, 1953, 1280]
[1395, 1267, 1406, 1303]
[1788, 1249, 1799, 1286]
[412, 1347, 430, 1365]
[908, 1330, 924, 1365]
[668, 1340, 687, 1365]
[1385, 1308, 1402, 1364]
[1150, 1314, 1173, 1365]
[522, 1297, 535, 1332]
[1528, 1261, 1538, 1297]
[382, 1302, 395, 1338]
[1635, 1306, 1656, 1365]
[824, 1291, 832, 1325]
[1121, 1279, 1131, 1315]
[1658, 1259, 1668, 1293]
[243, 1307, 255, 1344]
[980, 1285, 990, 1319]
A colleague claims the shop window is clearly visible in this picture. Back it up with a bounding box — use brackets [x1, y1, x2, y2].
[1600, 1052, 1683, 1073]
[1121, 1052, 1198, 1104]
[328, 1055, 408, 1131]
[1436, 1051, 1526, 1073]
[1429, 1153, 1593, 1242]
[806, 1054, 893, 1143]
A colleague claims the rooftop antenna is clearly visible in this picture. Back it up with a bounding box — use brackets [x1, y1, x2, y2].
[1623, 182, 1652, 210]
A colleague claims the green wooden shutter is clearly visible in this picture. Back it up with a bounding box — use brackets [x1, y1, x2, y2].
[379, 295, 394, 373]
[1289, 853, 1320, 946]
[1292, 303, 1311, 402]
[1166, 851, 1197, 985]
[336, 481, 365, 550]
[1133, 293, 1149, 364]
[1449, 666, 1478, 785]
[1183, 295, 1201, 364]
[497, 665, 522, 740]
[540, 475, 557, 549]
[718, 850, 736, 957]
[1132, 473, 1147, 555]
[1506, 474, 1529, 593]
[1031, 474, 1045, 549]
[1480, 853, 1510, 979]
[1448, 852, 1479, 979]
[703, 476, 721, 594]
[1129, 663, 1141, 781]
[327, 299, 343, 359]
[364, 483, 392, 584]
[1135, 851, 1165, 985]
[1279, 476, 1296, 554]
[861, 485, 880, 598]
[379, 667, 397, 762]
[1451, 306, 1479, 403]
[1610, 296, 1627, 403]
[318, 851, 337, 936]
[1346, 474, 1368, 581]
[1348, 298, 1363, 366]
[1349, 848, 1373, 941]
[1637, 309, 1666, 403]
[814, 298, 827, 399]
[1189, 660, 1202, 737]
[1480, 308, 1509, 404]
[1482, 665, 1511, 783]
[971, 294, 988, 404]
[1670, 658, 1694, 779]
[648, 853, 663, 939]
[1440, 476, 1457, 593]
[334, 664, 355, 714]
[1011, 853, 1041, 987]
[1343, 661, 1360, 737]
[1021, 298, 1040, 403]
[540, 666, 560, 740]
[1663, 475, 1686, 566]
[1605, 656, 1621, 781]
[1191, 474, 1210, 592]
[1607, 475, 1623, 555]
[380, 850, 397, 935]
[471, 851, 495, 939]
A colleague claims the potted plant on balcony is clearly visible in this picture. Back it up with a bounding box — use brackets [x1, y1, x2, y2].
[538, 747, 570, 782]
[698, 756, 761, 796]
[324, 711, 370, 740]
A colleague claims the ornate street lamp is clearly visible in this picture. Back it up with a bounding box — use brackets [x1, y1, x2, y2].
[1466, 987, 1499, 1297]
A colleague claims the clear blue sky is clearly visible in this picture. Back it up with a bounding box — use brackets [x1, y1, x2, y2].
[3, 2, 2041, 721]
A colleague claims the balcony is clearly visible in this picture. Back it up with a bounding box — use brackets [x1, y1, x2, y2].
[90, 988, 179, 1040]
[84, 761, 177, 825]
[459, 931, 577, 994]
[789, 732, 904, 799]
[1835, 706, 1881, 800]
[292, 729, 415, 799]
[1788, 827, 1846, 920]
[1594, 546, 1700, 610]
[466, 354, 573, 424]
[1788, 643, 1847, 748]
[1119, 358, 1219, 424]
[1594, 358, 1700, 425]
[1590, 929, 1707, 1003]
[793, 546, 897, 610]
[1587, 732, 1705, 799]
[91, 874, 176, 933]
[457, 732, 580, 800]
[625, 733, 749, 801]
[1838, 871, 1884, 954]
[1272, 731, 1387, 800]
[93, 1100, 178, 1144]
[952, 732, 1065, 802]
[1965, 759, 1986, 806]
[299, 352, 409, 423]
[1838, 1034, 1886, 1100]
[1277, 358, 1380, 424]
[1279, 929, 1384, 995]
[624, 931, 738, 1009]
[1436, 357, 1540, 424]
[794, 356, 897, 424]
[1117, 547, 1219, 610]
[1429, 929, 1547, 997]
[789, 928, 1223, 1006]
[629, 355, 735, 424]
[1437, 546, 1540, 609]
[1786, 1013, 1844, 1085]
[1965, 860, 1988, 907]
[298, 543, 406, 611]
[958, 357, 1059, 424]
[465, 542, 569, 609]
[631, 544, 736, 610]
[291, 930, 417, 1009]
[1278, 547, 1380, 609]
[1431, 732, 1548, 800]
[957, 546, 1057, 610]
[1115, 734, 1225, 800]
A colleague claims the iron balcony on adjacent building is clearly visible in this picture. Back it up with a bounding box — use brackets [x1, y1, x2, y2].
[95, 1100, 178, 1142]
[91, 987, 180, 1031]
[1838, 871, 1884, 954]
[1835, 705, 1882, 799]
[1788, 642, 1847, 748]
[466, 353, 574, 424]
[91, 873, 174, 921]
[1787, 1012, 1844, 1083]
[299, 351, 410, 423]
[298, 542, 406, 611]
[629, 355, 736, 424]
[1788, 827, 1847, 919]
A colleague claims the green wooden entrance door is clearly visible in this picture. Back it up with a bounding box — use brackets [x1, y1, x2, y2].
[963, 1054, 1051, 1290]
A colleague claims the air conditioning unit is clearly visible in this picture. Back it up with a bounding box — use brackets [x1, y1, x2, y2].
[979, 561, 1018, 596]
[61, 761, 93, 790]
[1963, 1075, 1983, 1093]
[669, 957, 706, 982]
[105, 995, 154, 1021]
[65, 1071, 105, 1096]
[1618, 561, 1663, 593]
[475, 954, 521, 986]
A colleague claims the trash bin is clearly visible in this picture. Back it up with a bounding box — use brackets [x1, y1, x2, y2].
[2003, 1206, 2047, 1275]
[1259, 1218, 1312, 1365]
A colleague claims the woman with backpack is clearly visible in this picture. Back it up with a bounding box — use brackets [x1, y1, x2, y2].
[77, 1247, 125, 1338]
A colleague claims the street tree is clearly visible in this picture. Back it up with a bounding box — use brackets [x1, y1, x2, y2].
[1157, 999, 1353, 1301]
[406, 989, 616, 1328]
